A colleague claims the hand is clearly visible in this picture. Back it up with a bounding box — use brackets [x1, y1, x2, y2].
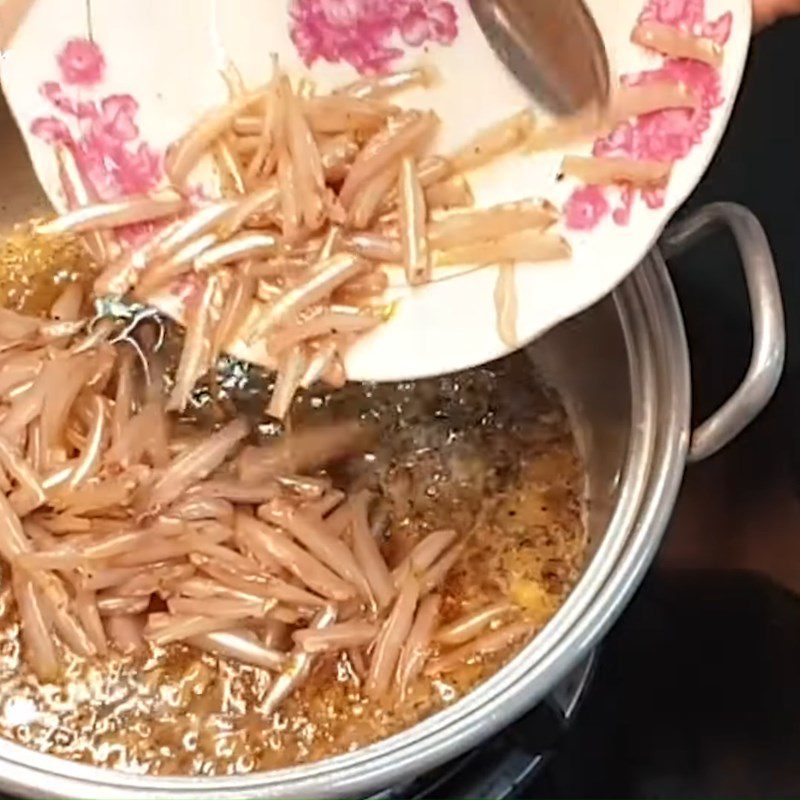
[0, 0, 35, 51]
[754, 0, 800, 29]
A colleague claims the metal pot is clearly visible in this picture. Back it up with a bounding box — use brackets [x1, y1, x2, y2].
[0, 99, 786, 797]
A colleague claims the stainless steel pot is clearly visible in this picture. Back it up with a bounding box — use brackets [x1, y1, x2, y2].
[0, 99, 786, 798]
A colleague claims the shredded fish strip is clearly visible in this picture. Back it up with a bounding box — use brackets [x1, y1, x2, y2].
[37, 194, 185, 235]
[35, 61, 697, 418]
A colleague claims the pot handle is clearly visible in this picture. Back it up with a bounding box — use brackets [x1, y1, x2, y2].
[660, 202, 785, 463]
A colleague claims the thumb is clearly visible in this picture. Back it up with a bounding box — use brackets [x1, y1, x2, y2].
[755, 0, 800, 30]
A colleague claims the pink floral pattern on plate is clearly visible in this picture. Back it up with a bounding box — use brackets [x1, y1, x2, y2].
[289, 0, 459, 74]
[30, 38, 163, 243]
[564, 0, 732, 231]
[24, 0, 733, 250]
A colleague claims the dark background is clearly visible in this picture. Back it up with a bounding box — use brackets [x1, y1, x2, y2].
[534, 19, 800, 798]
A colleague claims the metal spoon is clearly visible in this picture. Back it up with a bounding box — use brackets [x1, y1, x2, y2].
[468, 0, 611, 116]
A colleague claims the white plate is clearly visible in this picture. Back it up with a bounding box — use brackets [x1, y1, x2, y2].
[0, 0, 750, 381]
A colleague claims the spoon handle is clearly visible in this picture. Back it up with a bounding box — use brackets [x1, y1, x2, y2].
[468, 0, 610, 116]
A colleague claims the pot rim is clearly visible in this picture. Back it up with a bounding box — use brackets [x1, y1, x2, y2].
[0, 252, 692, 800]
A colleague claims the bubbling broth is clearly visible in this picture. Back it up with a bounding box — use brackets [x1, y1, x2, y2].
[0, 230, 587, 775]
[0, 350, 585, 775]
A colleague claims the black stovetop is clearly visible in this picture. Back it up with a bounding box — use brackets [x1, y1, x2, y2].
[536, 571, 800, 798]
[399, 18, 800, 799]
